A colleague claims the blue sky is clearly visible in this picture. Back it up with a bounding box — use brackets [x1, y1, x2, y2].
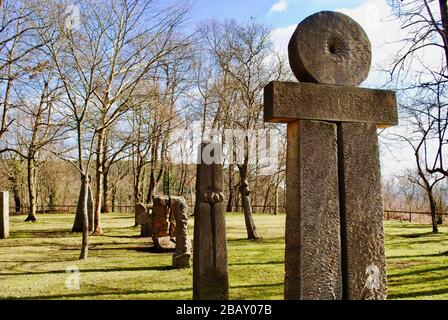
[191, 0, 367, 28]
[189, 0, 426, 177]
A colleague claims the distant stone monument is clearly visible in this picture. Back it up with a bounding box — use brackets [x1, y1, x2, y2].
[171, 197, 191, 268]
[135, 203, 153, 237]
[264, 11, 398, 300]
[152, 196, 175, 251]
[193, 142, 229, 300]
[1, 191, 9, 239]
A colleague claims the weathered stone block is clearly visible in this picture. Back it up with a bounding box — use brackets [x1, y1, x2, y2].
[172, 197, 191, 268]
[141, 223, 153, 237]
[1, 191, 9, 239]
[152, 197, 171, 238]
[337, 122, 387, 300]
[135, 203, 151, 226]
[264, 81, 397, 127]
[153, 236, 176, 252]
[285, 120, 342, 300]
[193, 142, 229, 300]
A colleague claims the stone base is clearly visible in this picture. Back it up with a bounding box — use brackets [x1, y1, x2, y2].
[173, 253, 191, 268]
[141, 223, 153, 237]
[153, 236, 176, 252]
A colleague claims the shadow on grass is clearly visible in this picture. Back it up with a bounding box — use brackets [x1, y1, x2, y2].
[102, 234, 142, 239]
[388, 265, 448, 279]
[229, 261, 283, 266]
[6, 287, 193, 300]
[388, 287, 448, 299]
[388, 273, 448, 286]
[398, 232, 438, 239]
[0, 265, 175, 276]
[230, 282, 283, 289]
[388, 251, 448, 260]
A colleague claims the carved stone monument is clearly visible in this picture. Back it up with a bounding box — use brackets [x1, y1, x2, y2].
[171, 197, 191, 268]
[1, 191, 9, 239]
[152, 196, 175, 251]
[264, 11, 398, 300]
[135, 203, 153, 237]
[193, 142, 229, 300]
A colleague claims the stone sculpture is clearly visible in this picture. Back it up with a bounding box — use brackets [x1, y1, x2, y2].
[264, 11, 398, 300]
[193, 142, 229, 300]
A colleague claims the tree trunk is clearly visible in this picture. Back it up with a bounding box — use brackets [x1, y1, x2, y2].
[79, 175, 90, 259]
[48, 188, 56, 212]
[102, 168, 111, 213]
[73, 178, 94, 232]
[238, 164, 259, 240]
[274, 181, 279, 215]
[112, 185, 117, 212]
[226, 165, 234, 212]
[12, 183, 21, 213]
[429, 192, 439, 233]
[25, 157, 37, 222]
[437, 213, 443, 225]
[93, 128, 105, 235]
[262, 181, 272, 213]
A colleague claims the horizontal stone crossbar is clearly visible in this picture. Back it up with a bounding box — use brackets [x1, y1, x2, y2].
[264, 81, 398, 127]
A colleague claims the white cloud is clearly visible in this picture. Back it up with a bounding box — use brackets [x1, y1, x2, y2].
[270, 0, 288, 14]
[269, 0, 439, 177]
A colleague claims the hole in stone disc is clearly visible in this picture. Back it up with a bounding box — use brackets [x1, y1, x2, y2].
[329, 43, 337, 54]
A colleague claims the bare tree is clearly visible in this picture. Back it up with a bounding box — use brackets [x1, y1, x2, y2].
[197, 18, 286, 240]
[0, 1, 44, 145]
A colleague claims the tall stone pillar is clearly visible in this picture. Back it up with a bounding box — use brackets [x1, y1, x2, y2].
[193, 142, 229, 300]
[285, 120, 342, 300]
[337, 123, 387, 299]
[1, 191, 9, 239]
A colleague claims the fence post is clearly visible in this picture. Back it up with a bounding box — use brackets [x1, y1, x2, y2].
[409, 212, 412, 223]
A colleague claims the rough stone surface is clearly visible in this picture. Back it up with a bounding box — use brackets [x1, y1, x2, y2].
[172, 197, 191, 268]
[1, 191, 9, 239]
[285, 120, 342, 300]
[135, 203, 151, 226]
[193, 142, 229, 300]
[141, 223, 153, 237]
[264, 81, 398, 127]
[337, 122, 387, 300]
[153, 236, 176, 252]
[152, 196, 171, 239]
[288, 11, 371, 85]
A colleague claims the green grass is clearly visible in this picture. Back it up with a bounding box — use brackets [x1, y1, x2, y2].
[0, 213, 447, 300]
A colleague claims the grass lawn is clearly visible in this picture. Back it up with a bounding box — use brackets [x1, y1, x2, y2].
[0, 212, 447, 300]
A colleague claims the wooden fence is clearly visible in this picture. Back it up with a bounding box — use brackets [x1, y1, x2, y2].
[9, 204, 448, 223]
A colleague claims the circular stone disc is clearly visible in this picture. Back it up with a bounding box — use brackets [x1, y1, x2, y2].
[288, 11, 371, 86]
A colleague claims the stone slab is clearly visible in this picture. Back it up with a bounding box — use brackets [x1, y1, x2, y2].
[285, 120, 342, 300]
[1, 191, 9, 239]
[135, 203, 151, 226]
[337, 122, 387, 300]
[152, 197, 170, 238]
[141, 223, 153, 237]
[264, 81, 397, 127]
